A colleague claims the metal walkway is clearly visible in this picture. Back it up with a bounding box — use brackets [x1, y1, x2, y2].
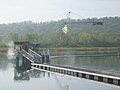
[21, 49, 43, 63]
[21, 49, 120, 86]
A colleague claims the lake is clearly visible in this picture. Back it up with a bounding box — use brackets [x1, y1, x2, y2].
[0, 50, 120, 90]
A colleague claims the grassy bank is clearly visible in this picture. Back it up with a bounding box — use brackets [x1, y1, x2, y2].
[39, 47, 120, 52]
[0, 48, 8, 52]
[0, 47, 120, 53]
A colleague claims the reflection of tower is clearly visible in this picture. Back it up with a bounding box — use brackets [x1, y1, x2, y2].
[14, 51, 50, 81]
[14, 68, 30, 80]
[14, 51, 31, 81]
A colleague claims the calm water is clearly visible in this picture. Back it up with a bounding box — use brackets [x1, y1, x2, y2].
[50, 51, 120, 75]
[0, 51, 120, 90]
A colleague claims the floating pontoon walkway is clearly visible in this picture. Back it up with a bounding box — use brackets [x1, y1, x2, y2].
[31, 63, 120, 86]
[21, 48, 120, 86]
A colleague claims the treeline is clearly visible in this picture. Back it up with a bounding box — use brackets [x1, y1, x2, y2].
[8, 31, 120, 47]
[0, 17, 120, 47]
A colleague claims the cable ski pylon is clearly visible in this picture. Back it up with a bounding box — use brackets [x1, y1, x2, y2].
[61, 11, 103, 33]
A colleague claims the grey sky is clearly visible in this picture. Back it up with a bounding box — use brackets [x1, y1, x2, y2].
[0, 0, 120, 23]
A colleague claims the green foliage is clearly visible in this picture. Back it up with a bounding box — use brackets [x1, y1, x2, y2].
[0, 17, 120, 47]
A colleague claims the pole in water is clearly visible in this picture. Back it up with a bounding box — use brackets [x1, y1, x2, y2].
[47, 49, 50, 55]
[46, 49, 50, 64]
[43, 50, 45, 55]
[46, 55, 50, 64]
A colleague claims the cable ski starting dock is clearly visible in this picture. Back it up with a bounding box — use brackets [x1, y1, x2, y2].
[14, 41, 120, 87]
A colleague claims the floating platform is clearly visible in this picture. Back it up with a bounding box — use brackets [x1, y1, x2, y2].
[31, 63, 120, 86]
[16, 46, 120, 87]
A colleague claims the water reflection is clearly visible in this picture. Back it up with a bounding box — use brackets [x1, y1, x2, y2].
[14, 68, 51, 81]
[14, 68, 30, 80]
[0, 53, 14, 70]
[14, 57, 50, 81]
[13, 56, 70, 90]
[50, 52, 120, 75]
[0, 53, 120, 90]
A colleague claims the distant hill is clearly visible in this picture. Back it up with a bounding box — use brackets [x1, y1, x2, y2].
[0, 17, 120, 34]
[0, 17, 120, 47]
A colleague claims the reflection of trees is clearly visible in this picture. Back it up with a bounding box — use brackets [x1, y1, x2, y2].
[0, 53, 14, 70]
[74, 56, 120, 67]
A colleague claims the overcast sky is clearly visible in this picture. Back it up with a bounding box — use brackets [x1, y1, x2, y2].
[0, 0, 120, 23]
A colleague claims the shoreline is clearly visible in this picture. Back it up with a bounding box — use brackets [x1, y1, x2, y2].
[0, 47, 119, 52]
[39, 47, 120, 52]
[0, 48, 8, 52]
